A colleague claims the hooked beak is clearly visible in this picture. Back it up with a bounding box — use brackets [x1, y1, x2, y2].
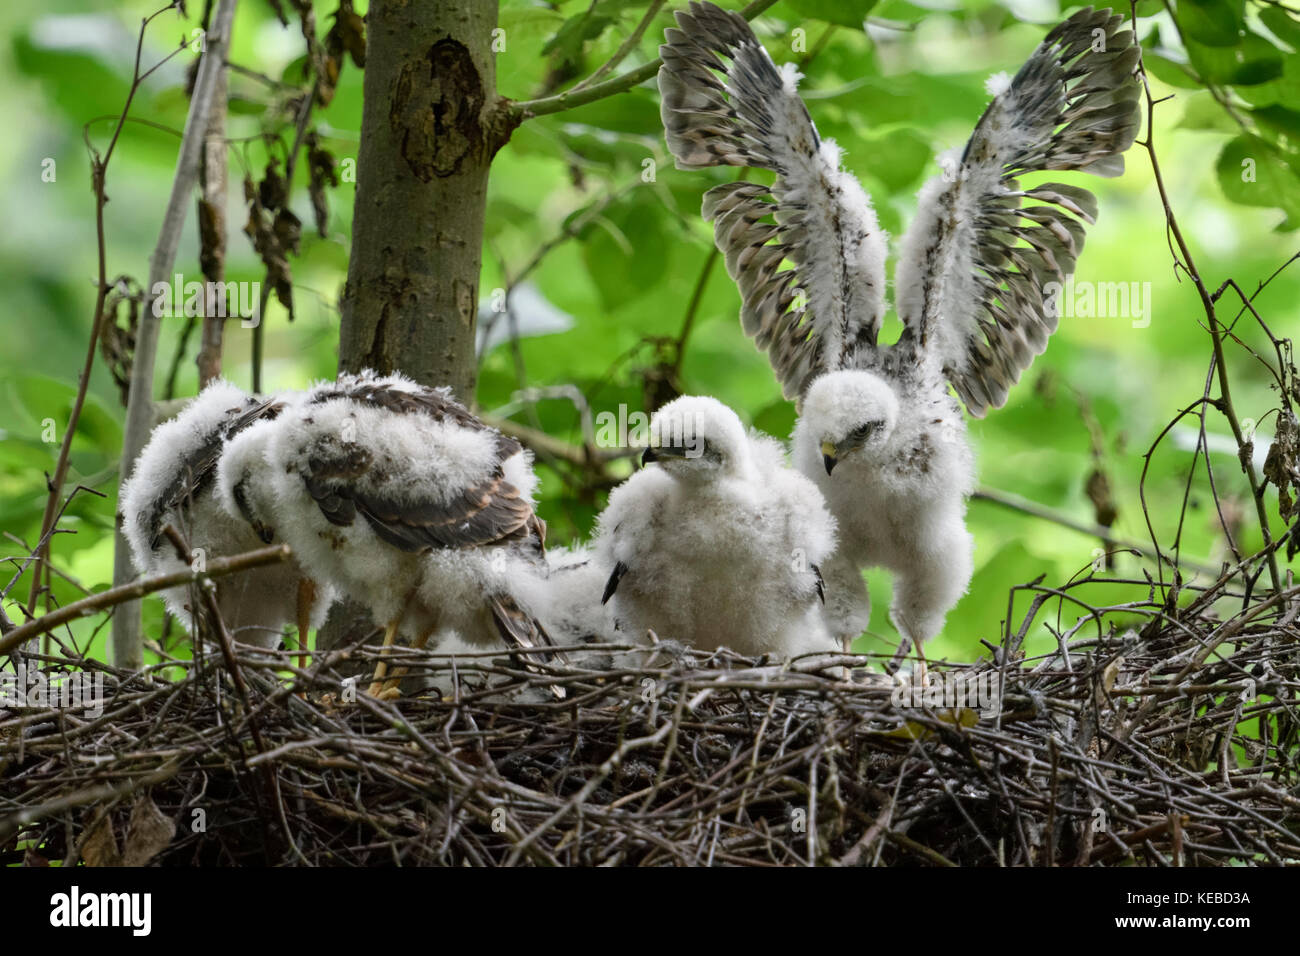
[820, 440, 838, 476]
[642, 445, 688, 467]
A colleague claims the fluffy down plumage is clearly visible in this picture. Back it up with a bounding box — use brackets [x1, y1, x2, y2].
[660, 4, 1139, 658]
[516, 546, 617, 648]
[121, 381, 332, 649]
[595, 395, 837, 657]
[219, 370, 557, 679]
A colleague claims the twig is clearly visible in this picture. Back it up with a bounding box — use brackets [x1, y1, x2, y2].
[25, 2, 184, 628]
[1130, 6, 1282, 595]
[112, 0, 239, 669]
[509, 0, 780, 120]
[571, 0, 667, 92]
[971, 486, 1221, 578]
[0, 544, 289, 657]
[196, 7, 231, 388]
[483, 414, 634, 469]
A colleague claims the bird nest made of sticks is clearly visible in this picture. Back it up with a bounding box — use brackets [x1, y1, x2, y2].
[2, 572, 1299, 867]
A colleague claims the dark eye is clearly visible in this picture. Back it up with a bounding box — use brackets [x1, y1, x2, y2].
[851, 423, 872, 438]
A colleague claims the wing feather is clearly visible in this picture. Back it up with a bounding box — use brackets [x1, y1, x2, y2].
[144, 395, 284, 548]
[659, 1, 887, 400]
[489, 593, 567, 700]
[302, 378, 544, 556]
[894, 6, 1140, 416]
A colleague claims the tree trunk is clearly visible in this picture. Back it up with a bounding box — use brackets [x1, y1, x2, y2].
[338, 0, 511, 400]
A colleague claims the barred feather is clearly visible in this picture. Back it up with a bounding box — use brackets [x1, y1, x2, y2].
[895, 6, 1141, 416]
[301, 377, 543, 556]
[489, 593, 567, 700]
[658, 0, 887, 401]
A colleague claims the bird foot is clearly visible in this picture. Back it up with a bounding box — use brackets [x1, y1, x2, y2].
[893, 657, 930, 689]
[366, 674, 406, 699]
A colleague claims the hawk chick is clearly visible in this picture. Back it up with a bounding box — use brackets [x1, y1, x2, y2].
[216, 370, 558, 695]
[596, 395, 837, 657]
[659, 3, 1140, 663]
[121, 380, 331, 650]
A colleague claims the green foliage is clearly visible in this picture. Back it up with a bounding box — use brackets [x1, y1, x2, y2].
[785, 0, 878, 30]
[1, 0, 1296, 666]
[1150, 0, 1300, 230]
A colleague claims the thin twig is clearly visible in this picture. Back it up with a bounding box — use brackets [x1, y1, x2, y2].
[0, 544, 289, 657]
[112, 0, 239, 669]
[509, 0, 780, 120]
[1130, 5, 1282, 595]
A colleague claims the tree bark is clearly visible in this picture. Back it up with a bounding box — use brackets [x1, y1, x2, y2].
[338, 0, 512, 400]
[196, 53, 228, 387]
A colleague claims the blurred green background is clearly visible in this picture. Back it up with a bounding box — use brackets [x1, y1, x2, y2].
[1, 0, 1296, 666]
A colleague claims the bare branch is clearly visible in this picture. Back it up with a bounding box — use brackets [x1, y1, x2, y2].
[0, 544, 290, 658]
[509, 0, 780, 120]
[112, 0, 239, 669]
[570, 0, 667, 92]
[1130, 3, 1282, 595]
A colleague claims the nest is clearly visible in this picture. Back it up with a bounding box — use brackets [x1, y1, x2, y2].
[2, 569, 1299, 867]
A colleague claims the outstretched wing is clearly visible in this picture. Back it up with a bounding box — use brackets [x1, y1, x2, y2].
[144, 395, 284, 548]
[659, 1, 887, 400]
[302, 379, 544, 555]
[894, 6, 1140, 416]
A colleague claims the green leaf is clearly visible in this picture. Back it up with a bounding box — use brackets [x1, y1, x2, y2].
[854, 126, 931, 191]
[0, 435, 58, 476]
[581, 196, 668, 310]
[555, 87, 664, 137]
[1230, 33, 1285, 85]
[281, 53, 310, 85]
[1252, 105, 1300, 143]
[1176, 0, 1244, 48]
[6, 376, 121, 461]
[499, 5, 565, 36]
[1185, 33, 1282, 86]
[785, 0, 878, 29]
[752, 398, 796, 440]
[9, 375, 75, 429]
[1259, 6, 1300, 50]
[12, 35, 134, 127]
[1176, 93, 1237, 133]
[1215, 134, 1300, 229]
[1142, 49, 1203, 89]
[542, 12, 614, 62]
[1234, 53, 1300, 107]
[227, 95, 268, 116]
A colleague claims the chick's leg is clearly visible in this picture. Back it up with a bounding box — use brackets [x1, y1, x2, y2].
[375, 624, 439, 700]
[366, 617, 404, 697]
[888, 522, 973, 688]
[294, 577, 316, 670]
[820, 553, 871, 656]
[367, 588, 419, 696]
